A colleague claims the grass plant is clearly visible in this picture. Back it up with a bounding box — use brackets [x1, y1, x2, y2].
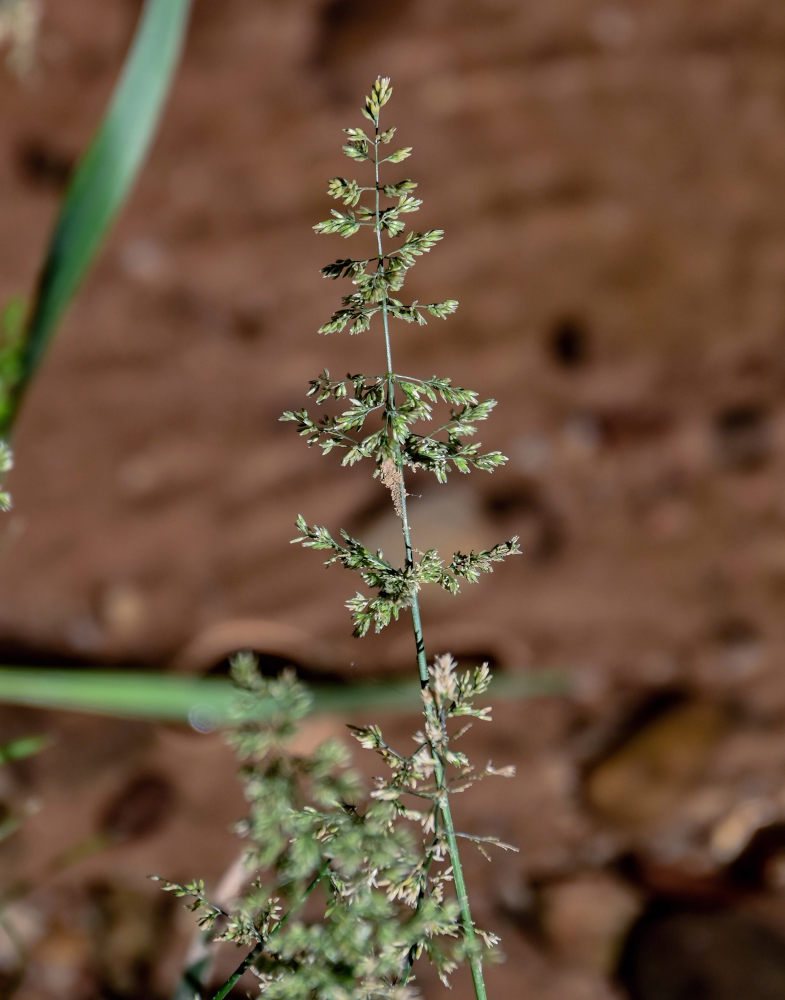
[162, 78, 520, 1000]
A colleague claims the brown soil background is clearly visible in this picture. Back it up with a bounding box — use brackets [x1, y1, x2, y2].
[3, 1, 785, 997]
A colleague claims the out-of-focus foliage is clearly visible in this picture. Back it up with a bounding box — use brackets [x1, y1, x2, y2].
[0, 0, 40, 78]
[3, 0, 191, 435]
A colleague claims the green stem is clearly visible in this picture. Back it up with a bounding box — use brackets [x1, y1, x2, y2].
[372, 120, 487, 1000]
[210, 946, 258, 1000]
[208, 862, 329, 1000]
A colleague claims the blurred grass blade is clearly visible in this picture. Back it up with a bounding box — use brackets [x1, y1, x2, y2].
[0, 732, 51, 764]
[0, 733, 51, 843]
[6, 0, 192, 431]
[0, 667, 565, 726]
[0, 669, 257, 728]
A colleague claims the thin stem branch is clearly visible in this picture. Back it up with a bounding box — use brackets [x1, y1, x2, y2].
[209, 861, 329, 1000]
[372, 120, 488, 1000]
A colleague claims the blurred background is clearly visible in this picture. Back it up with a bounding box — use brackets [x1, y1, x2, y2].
[3, 1, 785, 997]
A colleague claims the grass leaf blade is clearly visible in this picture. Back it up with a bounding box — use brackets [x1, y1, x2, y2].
[6, 0, 192, 430]
[0, 667, 564, 725]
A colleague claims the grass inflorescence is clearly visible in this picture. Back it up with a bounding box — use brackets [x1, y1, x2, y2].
[163, 77, 520, 1000]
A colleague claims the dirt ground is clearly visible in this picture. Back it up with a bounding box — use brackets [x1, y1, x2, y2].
[3, 1, 785, 997]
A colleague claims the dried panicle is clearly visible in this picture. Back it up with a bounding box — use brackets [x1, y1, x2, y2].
[380, 456, 406, 518]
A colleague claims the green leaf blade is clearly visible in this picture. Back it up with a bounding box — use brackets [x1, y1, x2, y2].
[6, 0, 192, 433]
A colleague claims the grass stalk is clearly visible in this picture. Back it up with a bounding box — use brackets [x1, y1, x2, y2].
[372, 121, 487, 999]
